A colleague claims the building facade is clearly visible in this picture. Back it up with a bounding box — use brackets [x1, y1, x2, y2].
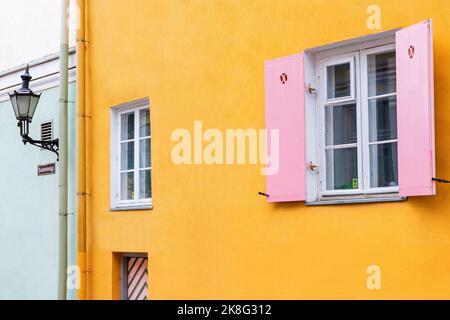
[78, 0, 450, 299]
[0, 52, 77, 299]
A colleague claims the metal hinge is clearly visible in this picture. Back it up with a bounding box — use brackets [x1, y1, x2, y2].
[77, 113, 91, 119]
[308, 162, 319, 172]
[77, 192, 92, 196]
[306, 84, 317, 96]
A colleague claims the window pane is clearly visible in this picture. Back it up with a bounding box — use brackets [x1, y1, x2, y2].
[121, 112, 135, 140]
[369, 96, 397, 142]
[325, 104, 357, 146]
[139, 109, 150, 138]
[368, 51, 396, 97]
[326, 147, 358, 190]
[121, 141, 134, 170]
[120, 172, 134, 200]
[139, 170, 152, 199]
[370, 142, 398, 188]
[139, 138, 151, 168]
[327, 63, 351, 99]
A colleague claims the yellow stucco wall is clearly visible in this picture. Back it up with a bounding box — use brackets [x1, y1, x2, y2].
[82, 0, 450, 299]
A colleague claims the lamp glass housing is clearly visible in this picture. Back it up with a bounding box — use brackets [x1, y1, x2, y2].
[9, 66, 41, 123]
[9, 92, 41, 122]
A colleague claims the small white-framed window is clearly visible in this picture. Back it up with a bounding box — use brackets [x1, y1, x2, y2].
[361, 45, 398, 194]
[110, 98, 152, 210]
[319, 52, 362, 196]
[310, 39, 399, 202]
[324, 56, 356, 103]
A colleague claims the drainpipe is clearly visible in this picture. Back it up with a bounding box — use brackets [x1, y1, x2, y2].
[58, 0, 70, 300]
[76, 0, 87, 300]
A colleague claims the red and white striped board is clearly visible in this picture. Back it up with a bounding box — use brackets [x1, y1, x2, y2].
[127, 257, 148, 300]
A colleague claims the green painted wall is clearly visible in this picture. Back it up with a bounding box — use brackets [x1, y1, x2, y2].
[0, 82, 77, 299]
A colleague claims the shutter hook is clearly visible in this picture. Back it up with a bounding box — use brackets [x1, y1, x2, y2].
[307, 84, 317, 95]
[432, 178, 450, 184]
[308, 162, 319, 172]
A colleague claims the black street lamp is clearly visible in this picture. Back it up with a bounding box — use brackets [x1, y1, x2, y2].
[9, 66, 59, 160]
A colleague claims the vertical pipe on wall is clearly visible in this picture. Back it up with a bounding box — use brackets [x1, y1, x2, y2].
[58, 0, 70, 300]
[84, 0, 91, 299]
[76, 0, 87, 300]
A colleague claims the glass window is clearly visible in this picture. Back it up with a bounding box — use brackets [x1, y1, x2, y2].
[118, 107, 152, 205]
[368, 51, 396, 97]
[327, 62, 351, 99]
[320, 47, 398, 196]
[370, 143, 398, 188]
[120, 172, 134, 201]
[367, 51, 398, 189]
[324, 58, 359, 192]
[325, 103, 359, 191]
[139, 109, 151, 137]
[326, 147, 358, 191]
[121, 112, 135, 140]
[139, 170, 152, 199]
[368, 96, 397, 142]
[325, 104, 357, 146]
[138, 109, 151, 201]
[121, 141, 134, 171]
[139, 139, 151, 168]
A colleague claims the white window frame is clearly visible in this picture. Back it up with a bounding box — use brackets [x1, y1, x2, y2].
[318, 52, 362, 197]
[110, 97, 152, 210]
[324, 56, 356, 104]
[360, 43, 398, 195]
[306, 35, 401, 203]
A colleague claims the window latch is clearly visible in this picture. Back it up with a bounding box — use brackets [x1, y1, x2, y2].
[306, 84, 317, 96]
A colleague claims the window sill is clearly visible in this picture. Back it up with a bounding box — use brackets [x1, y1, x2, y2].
[110, 204, 153, 212]
[306, 195, 406, 206]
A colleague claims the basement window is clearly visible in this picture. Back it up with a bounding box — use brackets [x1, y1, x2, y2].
[120, 254, 149, 300]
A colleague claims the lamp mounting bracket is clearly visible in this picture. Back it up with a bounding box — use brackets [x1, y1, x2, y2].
[22, 134, 60, 161]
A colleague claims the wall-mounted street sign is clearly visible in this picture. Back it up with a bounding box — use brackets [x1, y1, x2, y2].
[37, 163, 56, 176]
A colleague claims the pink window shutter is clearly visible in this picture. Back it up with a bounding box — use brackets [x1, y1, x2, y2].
[265, 53, 306, 202]
[396, 19, 436, 197]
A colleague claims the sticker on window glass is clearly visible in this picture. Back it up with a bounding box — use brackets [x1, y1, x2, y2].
[352, 179, 359, 189]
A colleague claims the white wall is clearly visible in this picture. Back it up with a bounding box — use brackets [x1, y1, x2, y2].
[0, 0, 77, 71]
